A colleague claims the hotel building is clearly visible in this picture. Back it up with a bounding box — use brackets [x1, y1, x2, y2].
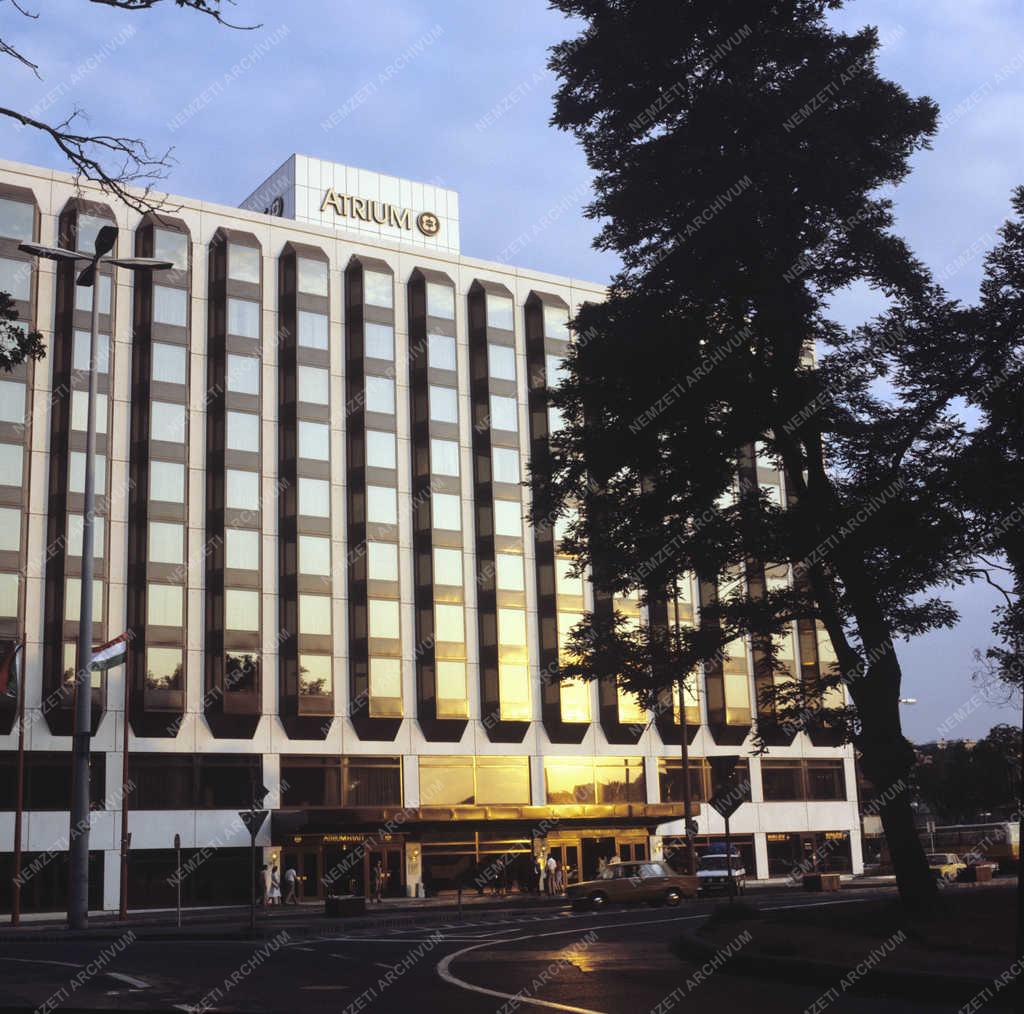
[0, 154, 863, 912]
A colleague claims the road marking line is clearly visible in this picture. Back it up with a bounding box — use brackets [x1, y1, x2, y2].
[436, 912, 707, 1014]
[105, 971, 151, 989]
[0, 956, 80, 968]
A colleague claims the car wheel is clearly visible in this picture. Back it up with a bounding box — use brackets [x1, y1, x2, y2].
[663, 888, 682, 907]
[589, 891, 608, 909]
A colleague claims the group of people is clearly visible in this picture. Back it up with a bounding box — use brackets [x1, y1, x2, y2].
[259, 863, 300, 905]
[543, 854, 569, 895]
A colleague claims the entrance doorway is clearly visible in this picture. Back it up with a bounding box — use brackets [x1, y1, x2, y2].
[281, 846, 322, 901]
[548, 842, 581, 886]
[367, 845, 405, 898]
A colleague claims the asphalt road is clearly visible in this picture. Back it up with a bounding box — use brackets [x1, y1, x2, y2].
[0, 891, 1008, 1013]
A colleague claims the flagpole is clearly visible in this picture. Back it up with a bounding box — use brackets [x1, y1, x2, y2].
[11, 642, 25, 926]
[119, 640, 131, 921]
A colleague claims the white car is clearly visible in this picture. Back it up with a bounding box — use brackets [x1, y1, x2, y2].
[696, 850, 747, 895]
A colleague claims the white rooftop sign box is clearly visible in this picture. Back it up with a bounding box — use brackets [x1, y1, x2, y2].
[240, 154, 460, 255]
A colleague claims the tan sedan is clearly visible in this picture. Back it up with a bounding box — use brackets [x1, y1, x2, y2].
[566, 861, 699, 910]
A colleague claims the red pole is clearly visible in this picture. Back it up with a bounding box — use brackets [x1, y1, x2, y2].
[119, 646, 131, 921]
[11, 641, 25, 926]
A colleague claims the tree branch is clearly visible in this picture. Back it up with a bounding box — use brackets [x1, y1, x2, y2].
[88, 0, 260, 30]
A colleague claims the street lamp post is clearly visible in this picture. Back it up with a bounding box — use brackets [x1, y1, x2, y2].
[19, 232, 171, 930]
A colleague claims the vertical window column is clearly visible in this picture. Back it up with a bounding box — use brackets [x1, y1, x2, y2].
[204, 230, 263, 738]
[346, 256, 403, 740]
[278, 242, 334, 738]
[468, 281, 530, 743]
[0, 185, 38, 734]
[408, 268, 468, 741]
[42, 202, 116, 736]
[524, 291, 589, 743]
[126, 215, 191, 736]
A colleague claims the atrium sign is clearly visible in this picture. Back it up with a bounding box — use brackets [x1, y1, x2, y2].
[319, 187, 440, 236]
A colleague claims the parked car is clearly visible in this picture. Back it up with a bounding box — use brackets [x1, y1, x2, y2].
[927, 852, 967, 882]
[566, 861, 698, 910]
[696, 846, 747, 895]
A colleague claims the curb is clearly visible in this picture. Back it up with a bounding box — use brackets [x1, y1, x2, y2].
[674, 930, 1020, 1006]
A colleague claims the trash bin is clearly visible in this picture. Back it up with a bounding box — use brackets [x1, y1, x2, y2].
[802, 873, 841, 892]
[325, 894, 366, 917]
[959, 864, 995, 883]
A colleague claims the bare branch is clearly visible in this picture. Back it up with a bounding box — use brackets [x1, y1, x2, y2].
[88, 0, 261, 30]
[8, 1, 40, 19]
[0, 105, 179, 214]
[0, 36, 40, 77]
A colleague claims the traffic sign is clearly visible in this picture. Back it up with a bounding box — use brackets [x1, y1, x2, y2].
[239, 809, 268, 837]
[708, 786, 745, 821]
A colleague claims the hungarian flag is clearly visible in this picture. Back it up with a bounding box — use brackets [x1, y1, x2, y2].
[1, 641, 22, 699]
[90, 633, 129, 671]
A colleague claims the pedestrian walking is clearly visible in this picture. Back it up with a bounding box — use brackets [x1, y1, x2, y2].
[372, 860, 387, 903]
[532, 857, 542, 894]
[545, 853, 557, 896]
[260, 864, 271, 906]
[268, 864, 282, 905]
[284, 864, 299, 904]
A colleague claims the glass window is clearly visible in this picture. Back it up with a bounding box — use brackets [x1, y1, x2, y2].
[434, 603, 465, 643]
[64, 577, 103, 622]
[74, 274, 111, 314]
[364, 322, 393, 360]
[225, 527, 259, 570]
[154, 229, 188, 272]
[149, 460, 184, 503]
[299, 654, 332, 696]
[431, 492, 461, 531]
[366, 429, 396, 469]
[149, 520, 184, 565]
[0, 381, 26, 425]
[762, 761, 803, 801]
[429, 385, 458, 424]
[546, 354, 568, 391]
[226, 468, 260, 510]
[489, 393, 518, 432]
[298, 420, 330, 461]
[147, 583, 182, 627]
[365, 375, 395, 414]
[227, 297, 260, 338]
[298, 534, 331, 576]
[367, 540, 399, 582]
[493, 499, 521, 537]
[72, 330, 110, 375]
[0, 257, 31, 301]
[560, 679, 590, 723]
[152, 342, 187, 385]
[486, 295, 514, 331]
[298, 365, 329, 404]
[225, 589, 259, 631]
[496, 552, 524, 591]
[363, 270, 393, 308]
[498, 607, 527, 646]
[0, 198, 34, 241]
[545, 760, 595, 804]
[297, 257, 329, 297]
[488, 343, 515, 380]
[0, 443, 23, 487]
[498, 663, 530, 720]
[366, 485, 397, 524]
[420, 757, 475, 806]
[430, 438, 459, 477]
[368, 598, 400, 640]
[0, 507, 19, 551]
[70, 389, 108, 434]
[227, 410, 260, 453]
[617, 688, 646, 725]
[228, 243, 260, 284]
[226, 353, 260, 395]
[548, 405, 565, 434]
[299, 594, 332, 635]
[436, 660, 468, 717]
[806, 761, 847, 801]
[492, 447, 520, 484]
[555, 558, 583, 598]
[426, 282, 455, 319]
[0, 572, 17, 617]
[543, 304, 570, 340]
[298, 477, 330, 517]
[151, 401, 185, 443]
[153, 285, 188, 327]
[145, 646, 183, 690]
[68, 452, 106, 494]
[75, 212, 107, 257]
[432, 546, 462, 586]
[297, 310, 328, 350]
[596, 758, 645, 803]
[427, 332, 456, 371]
[225, 652, 259, 693]
[476, 757, 530, 805]
[369, 658, 402, 711]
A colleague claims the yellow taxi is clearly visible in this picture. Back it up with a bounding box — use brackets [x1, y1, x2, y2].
[927, 852, 966, 882]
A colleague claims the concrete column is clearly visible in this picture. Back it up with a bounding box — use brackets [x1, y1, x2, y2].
[530, 755, 546, 805]
[644, 757, 660, 804]
[648, 834, 664, 861]
[753, 831, 769, 880]
[263, 753, 282, 810]
[103, 848, 120, 912]
[403, 755, 420, 807]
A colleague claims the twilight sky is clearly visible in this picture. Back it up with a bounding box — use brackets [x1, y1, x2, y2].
[2, 0, 1020, 742]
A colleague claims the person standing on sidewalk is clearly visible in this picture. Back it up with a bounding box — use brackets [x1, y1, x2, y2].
[268, 864, 282, 905]
[372, 860, 386, 903]
[260, 864, 271, 906]
[545, 854, 557, 896]
[284, 864, 299, 904]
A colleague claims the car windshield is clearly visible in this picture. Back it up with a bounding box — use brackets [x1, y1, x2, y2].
[927, 854, 952, 863]
[699, 855, 740, 870]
